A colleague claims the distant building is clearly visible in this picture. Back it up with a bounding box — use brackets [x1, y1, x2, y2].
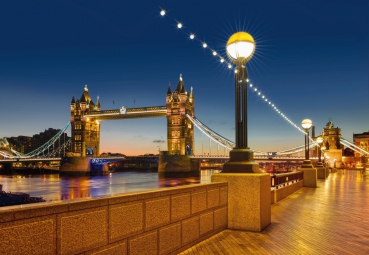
[100, 152, 126, 157]
[353, 131, 369, 157]
[5, 136, 32, 154]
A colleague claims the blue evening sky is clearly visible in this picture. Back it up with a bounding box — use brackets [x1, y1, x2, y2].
[0, 0, 368, 155]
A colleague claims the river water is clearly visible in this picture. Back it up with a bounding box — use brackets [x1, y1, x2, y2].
[0, 170, 220, 202]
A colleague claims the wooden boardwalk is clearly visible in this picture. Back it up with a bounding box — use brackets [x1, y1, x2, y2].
[179, 169, 369, 254]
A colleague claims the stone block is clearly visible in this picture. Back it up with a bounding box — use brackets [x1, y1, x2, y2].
[108, 194, 138, 205]
[207, 188, 220, 209]
[14, 203, 69, 220]
[316, 167, 326, 179]
[159, 223, 181, 254]
[299, 167, 317, 187]
[273, 181, 303, 204]
[58, 207, 108, 255]
[109, 201, 143, 242]
[68, 197, 109, 211]
[212, 173, 271, 232]
[128, 230, 157, 255]
[0, 209, 14, 223]
[191, 190, 207, 214]
[86, 240, 127, 255]
[171, 193, 191, 222]
[214, 206, 227, 229]
[0, 216, 55, 254]
[219, 186, 228, 206]
[145, 196, 170, 231]
[181, 216, 199, 245]
[200, 211, 214, 235]
[136, 190, 161, 200]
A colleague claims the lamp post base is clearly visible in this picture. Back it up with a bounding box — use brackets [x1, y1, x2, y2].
[300, 160, 314, 168]
[222, 148, 261, 173]
[299, 160, 317, 187]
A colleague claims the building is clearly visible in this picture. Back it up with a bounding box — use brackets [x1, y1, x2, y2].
[353, 131, 369, 157]
[5, 136, 32, 154]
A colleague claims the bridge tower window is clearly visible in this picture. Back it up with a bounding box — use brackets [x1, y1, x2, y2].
[74, 143, 81, 152]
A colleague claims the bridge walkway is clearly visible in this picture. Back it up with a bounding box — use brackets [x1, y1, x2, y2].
[179, 169, 369, 254]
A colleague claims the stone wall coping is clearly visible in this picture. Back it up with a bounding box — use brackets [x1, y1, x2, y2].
[0, 182, 227, 221]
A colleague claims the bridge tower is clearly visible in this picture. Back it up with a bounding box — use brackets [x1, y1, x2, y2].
[70, 85, 101, 157]
[166, 75, 195, 155]
[322, 119, 343, 168]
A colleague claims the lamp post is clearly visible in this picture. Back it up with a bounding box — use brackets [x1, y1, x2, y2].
[222, 31, 260, 173]
[301, 119, 313, 168]
[316, 136, 324, 167]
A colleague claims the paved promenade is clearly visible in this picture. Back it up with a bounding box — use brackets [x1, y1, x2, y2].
[179, 169, 369, 254]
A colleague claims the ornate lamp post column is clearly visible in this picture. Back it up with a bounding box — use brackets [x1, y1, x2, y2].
[300, 118, 317, 187]
[212, 31, 271, 232]
[301, 119, 313, 163]
[222, 32, 260, 173]
[315, 135, 327, 179]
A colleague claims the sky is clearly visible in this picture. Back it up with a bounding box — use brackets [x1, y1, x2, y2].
[0, 0, 368, 156]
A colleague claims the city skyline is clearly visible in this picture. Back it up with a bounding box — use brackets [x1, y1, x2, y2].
[0, 1, 368, 155]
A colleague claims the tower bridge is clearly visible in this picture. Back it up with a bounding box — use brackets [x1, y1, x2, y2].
[69, 75, 194, 158]
[2, 75, 368, 175]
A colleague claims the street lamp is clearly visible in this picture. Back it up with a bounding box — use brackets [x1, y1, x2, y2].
[301, 119, 313, 167]
[316, 136, 324, 167]
[222, 31, 260, 173]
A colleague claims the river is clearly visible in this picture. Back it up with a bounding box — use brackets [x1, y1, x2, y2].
[0, 170, 220, 202]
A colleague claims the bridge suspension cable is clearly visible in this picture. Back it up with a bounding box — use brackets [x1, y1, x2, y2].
[38, 138, 72, 158]
[10, 122, 71, 158]
[340, 138, 369, 156]
[187, 114, 268, 155]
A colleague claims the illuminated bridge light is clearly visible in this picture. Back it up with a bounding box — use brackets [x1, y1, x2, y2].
[160, 9, 166, 16]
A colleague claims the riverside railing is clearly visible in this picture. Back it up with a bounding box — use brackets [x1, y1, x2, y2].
[271, 171, 303, 189]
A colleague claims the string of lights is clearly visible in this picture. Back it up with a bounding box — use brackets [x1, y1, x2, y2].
[152, 2, 312, 140]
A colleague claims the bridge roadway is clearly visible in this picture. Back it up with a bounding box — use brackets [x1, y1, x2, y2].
[0, 156, 318, 164]
[0, 155, 320, 165]
[84, 105, 167, 121]
[0, 158, 61, 163]
[180, 169, 369, 254]
[192, 155, 319, 162]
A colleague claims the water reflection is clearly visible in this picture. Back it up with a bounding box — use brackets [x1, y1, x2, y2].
[0, 170, 221, 202]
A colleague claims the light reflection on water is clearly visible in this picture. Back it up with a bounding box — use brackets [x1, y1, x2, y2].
[0, 170, 220, 202]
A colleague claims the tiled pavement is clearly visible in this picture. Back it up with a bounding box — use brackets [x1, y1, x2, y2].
[179, 169, 369, 254]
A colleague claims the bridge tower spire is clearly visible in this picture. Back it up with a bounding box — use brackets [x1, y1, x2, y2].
[166, 74, 194, 155]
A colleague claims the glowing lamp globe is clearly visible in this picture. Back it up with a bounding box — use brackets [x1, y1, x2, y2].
[226, 32, 255, 64]
[301, 119, 312, 130]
